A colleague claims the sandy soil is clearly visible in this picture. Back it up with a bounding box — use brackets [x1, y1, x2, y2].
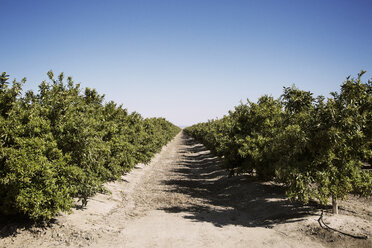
[0, 131, 371, 248]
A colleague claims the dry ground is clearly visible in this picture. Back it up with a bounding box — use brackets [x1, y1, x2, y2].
[0, 131, 371, 248]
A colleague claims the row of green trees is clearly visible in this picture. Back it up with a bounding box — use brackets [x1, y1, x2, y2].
[185, 71, 372, 214]
[0, 71, 180, 220]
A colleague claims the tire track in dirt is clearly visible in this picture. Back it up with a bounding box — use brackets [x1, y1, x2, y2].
[91, 131, 322, 248]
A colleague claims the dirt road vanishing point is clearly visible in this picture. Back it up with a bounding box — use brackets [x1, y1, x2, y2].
[0, 131, 371, 248]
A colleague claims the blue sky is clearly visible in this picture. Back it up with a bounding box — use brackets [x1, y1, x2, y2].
[1, 0, 371, 126]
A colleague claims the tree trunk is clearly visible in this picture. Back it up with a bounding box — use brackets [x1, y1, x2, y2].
[332, 195, 338, 214]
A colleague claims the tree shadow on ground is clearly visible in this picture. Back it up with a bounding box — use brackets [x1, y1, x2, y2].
[0, 200, 89, 238]
[0, 214, 55, 239]
[160, 133, 325, 228]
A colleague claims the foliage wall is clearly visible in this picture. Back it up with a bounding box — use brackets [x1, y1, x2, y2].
[185, 71, 372, 209]
[0, 71, 180, 220]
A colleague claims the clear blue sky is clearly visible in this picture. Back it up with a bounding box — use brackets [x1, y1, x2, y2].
[1, 0, 371, 126]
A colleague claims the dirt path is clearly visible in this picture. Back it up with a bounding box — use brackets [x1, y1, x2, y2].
[1, 131, 371, 248]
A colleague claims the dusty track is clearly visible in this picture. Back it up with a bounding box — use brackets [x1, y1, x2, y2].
[1, 131, 371, 247]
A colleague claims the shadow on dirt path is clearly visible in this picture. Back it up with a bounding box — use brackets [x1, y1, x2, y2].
[160, 132, 321, 228]
[1, 131, 371, 248]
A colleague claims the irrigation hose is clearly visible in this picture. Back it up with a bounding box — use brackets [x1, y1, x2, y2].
[317, 210, 368, 240]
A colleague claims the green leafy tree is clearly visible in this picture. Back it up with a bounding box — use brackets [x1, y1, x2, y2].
[0, 71, 180, 220]
[186, 72, 371, 214]
[308, 71, 372, 213]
